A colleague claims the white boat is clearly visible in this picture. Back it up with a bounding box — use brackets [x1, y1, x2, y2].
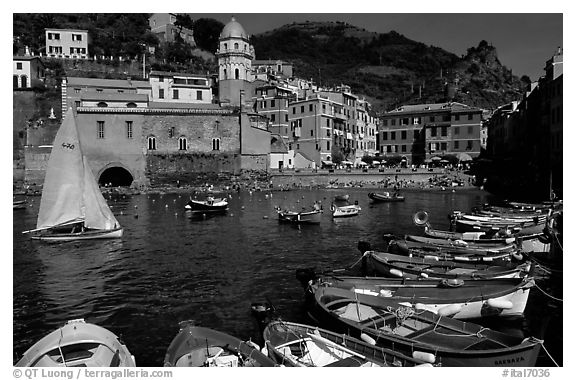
[15, 319, 136, 367]
[331, 204, 361, 218]
[24, 109, 123, 241]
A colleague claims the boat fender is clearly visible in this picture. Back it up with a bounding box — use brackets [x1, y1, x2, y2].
[424, 255, 439, 261]
[389, 269, 404, 278]
[482, 256, 493, 262]
[486, 299, 514, 310]
[440, 278, 465, 287]
[360, 333, 376, 346]
[414, 303, 426, 311]
[261, 346, 268, 357]
[454, 256, 470, 262]
[415, 363, 434, 367]
[419, 272, 429, 278]
[379, 289, 393, 297]
[454, 239, 468, 247]
[512, 252, 524, 261]
[438, 304, 463, 317]
[412, 351, 436, 364]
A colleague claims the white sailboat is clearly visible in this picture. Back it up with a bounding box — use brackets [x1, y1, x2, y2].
[24, 109, 123, 241]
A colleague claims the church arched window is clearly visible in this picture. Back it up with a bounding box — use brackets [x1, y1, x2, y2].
[223, 69, 227, 79]
[224, 43, 228, 50]
[147, 136, 156, 150]
[234, 42, 239, 49]
[235, 68, 239, 80]
[179, 136, 187, 151]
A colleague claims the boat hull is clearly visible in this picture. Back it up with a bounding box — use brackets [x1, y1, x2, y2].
[364, 251, 528, 280]
[308, 287, 542, 367]
[185, 199, 229, 214]
[368, 192, 405, 202]
[277, 210, 322, 224]
[31, 227, 123, 242]
[310, 275, 533, 320]
[15, 319, 135, 367]
[263, 320, 426, 367]
[332, 205, 361, 218]
[164, 324, 275, 367]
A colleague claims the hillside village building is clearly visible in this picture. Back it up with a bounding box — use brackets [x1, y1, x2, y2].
[379, 102, 483, 165]
[148, 13, 195, 46]
[45, 28, 89, 59]
[23, 16, 395, 186]
[484, 48, 563, 198]
[13, 55, 45, 89]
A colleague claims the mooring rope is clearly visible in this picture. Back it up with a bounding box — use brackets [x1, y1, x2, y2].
[533, 281, 563, 302]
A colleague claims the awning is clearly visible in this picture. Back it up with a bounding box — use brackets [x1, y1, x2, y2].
[457, 152, 473, 162]
[424, 158, 433, 163]
[341, 161, 353, 166]
[357, 161, 368, 166]
[440, 159, 449, 163]
[431, 156, 442, 161]
[372, 160, 380, 164]
[322, 160, 334, 166]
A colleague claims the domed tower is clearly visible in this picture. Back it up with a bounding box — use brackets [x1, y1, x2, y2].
[216, 17, 255, 107]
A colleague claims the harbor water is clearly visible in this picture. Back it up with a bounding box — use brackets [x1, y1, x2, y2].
[12, 188, 562, 366]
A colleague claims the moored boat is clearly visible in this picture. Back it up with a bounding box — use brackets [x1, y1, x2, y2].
[363, 250, 530, 280]
[308, 286, 542, 366]
[23, 109, 123, 242]
[185, 197, 229, 214]
[331, 204, 361, 218]
[263, 320, 431, 367]
[163, 322, 275, 367]
[368, 192, 405, 202]
[276, 205, 322, 224]
[15, 319, 135, 367]
[388, 238, 518, 262]
[307, 274, 534, 319]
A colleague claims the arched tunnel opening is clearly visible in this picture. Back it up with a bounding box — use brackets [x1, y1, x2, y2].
[98, 167, 134, 187]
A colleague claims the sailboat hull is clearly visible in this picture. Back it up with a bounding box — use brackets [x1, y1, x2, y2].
[31, 228, 123, 242]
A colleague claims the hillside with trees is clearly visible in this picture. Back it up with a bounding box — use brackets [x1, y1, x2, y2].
[13, 15, 528, 112]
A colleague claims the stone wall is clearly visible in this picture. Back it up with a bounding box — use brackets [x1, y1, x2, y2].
[146, 152, 240, 187]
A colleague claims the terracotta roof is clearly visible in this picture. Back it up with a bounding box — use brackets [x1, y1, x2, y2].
[67, 77, 151, 89]
[81, 93, 148, 102]
[148, 102, 222, 109]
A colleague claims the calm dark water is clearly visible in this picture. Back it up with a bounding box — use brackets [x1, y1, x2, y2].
[13, 188, 562, 366]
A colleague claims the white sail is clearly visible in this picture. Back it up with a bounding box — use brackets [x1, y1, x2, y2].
[36, 109, 85, 229]
[36, 109, 120, 232]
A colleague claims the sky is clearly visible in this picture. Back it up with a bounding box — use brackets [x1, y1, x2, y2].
[191, 13, 563, 82]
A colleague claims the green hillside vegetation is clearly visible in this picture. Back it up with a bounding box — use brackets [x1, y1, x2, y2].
[251, 21, 527, 112]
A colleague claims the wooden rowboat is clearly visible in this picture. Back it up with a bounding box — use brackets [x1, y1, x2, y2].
[276, 206, 322, 224]
[363, 250, 530, 280]
[308, 274, 534, 320]
[331, 204, 361, 218]
[164, 322, 275, 367]
[16, 319, 135, 367]
[185, 197, 229, 214]
[368, 192, 405, 202]
[308, 286, 542, 366]
[263, 320, 431, 367]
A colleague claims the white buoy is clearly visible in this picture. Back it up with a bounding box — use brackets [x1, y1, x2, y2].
[412, 351, 436, 364]
[360, 333, 376, 346]
[419, 272, 429, 278]
[438, 304, 463, 316]
[486, 299, 514, 309]
[389, 269, 403, 278]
